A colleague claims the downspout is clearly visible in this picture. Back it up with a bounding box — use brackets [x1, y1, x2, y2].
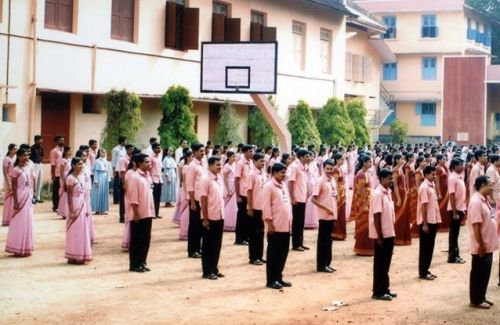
[29, 0, 38, 142]
[5, 0, 11, 103]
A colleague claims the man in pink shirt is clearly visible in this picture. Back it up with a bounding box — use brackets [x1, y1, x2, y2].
[186, 143, 206, 258]
[149, 143, 163, 218]
[200, 156, 225, 280]
[417, 165, 441, 280]
[289, 148, 310, 251]
[447, 158, 467, 264]
[234, 144, 254, 245]
[369, 168, 397, 301]
[119, 144, 135, 223]
[262, 162, 293, 290]
[128, 153, 155, 273]
[469, 149, 486, 195]
[247, 153, 266, 265]
[88, 139, 98, 183]
[312, 159, 337, 273]
[467, 175, 498, 309]
[50, 135, 64, 212]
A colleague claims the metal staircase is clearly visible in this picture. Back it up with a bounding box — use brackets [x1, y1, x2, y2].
[365, 84, 395, 141]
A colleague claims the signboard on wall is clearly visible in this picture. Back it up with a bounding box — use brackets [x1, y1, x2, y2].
[457, 132, 469, 142]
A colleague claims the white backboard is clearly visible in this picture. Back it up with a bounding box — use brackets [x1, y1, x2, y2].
[201, 42, 278, 94]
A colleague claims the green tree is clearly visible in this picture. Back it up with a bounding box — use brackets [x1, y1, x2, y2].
[346, 99, 371, 146]
[287, 100, 321, 147]
[466, 0, 500, 64]
[248, 96, 278, 147]
[158, 85, 198, 149]
[101, 89, 144, 151]
[316, 97, 355, 146]
[213, 101, 244, 145]
[390, 119, 409, 144]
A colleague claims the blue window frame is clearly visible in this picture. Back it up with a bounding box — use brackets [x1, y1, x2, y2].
[467, 18, 476, 40]
[382, 16, 396, 39]
[422, 15, 437, 38]
[422, 57, 437, 80]
[485, 25, 492, 47]
[495, 113, 500, 131]
[416, 102, 436, 126]
[383, 102, 396, 126]
[383, 63, 397, 81]
[475, 21, 482, 43]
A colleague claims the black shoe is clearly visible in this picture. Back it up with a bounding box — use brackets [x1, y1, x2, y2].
[188, 252, 202, 258]
[141, 264, 151, 272]
[372, 294, 392, 301]
[129, 267, 145, 273]
[216, 272, 225, 278]
[203, 274, 218, 280]
[448, 257, 466, 264]
[292, 247, 305, 252]
[484, 299, 494, 306]
[155, 216, 162, 219]
[260, 258, 267, 263]
[419, 274, 435, 280]
[234, 241, 248, 246]
[386, 292, 397, 298]
[266, 281, 283, 290]
[301, 245, 310, 250]
[279, 280, 292, 287]
[249, 259, 264, 265]
[317, 267, 334, 273]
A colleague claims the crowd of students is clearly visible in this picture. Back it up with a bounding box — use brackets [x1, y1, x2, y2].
[2, 136, 499, 309]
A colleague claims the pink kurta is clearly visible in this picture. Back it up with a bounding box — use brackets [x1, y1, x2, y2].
[305, 163, 319, 229]
[57, 158, 71, 218]
[5, 166, 35, 256]
[2, 155, 15, 226]
[65, 174, 92, 262]
[223, 163, 237, 231]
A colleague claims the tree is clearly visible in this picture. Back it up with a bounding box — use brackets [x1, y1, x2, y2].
[316, 97, 355, 146]
[213, 101, 244, 146]
[248, 96, 278, 147]
[287, 100, 321, 148]
[158, 85, 198, 149]
[466, 0, 500, 64]
[390, 119, 409, 144]
[101, 89, 144, 151]
[346, 99, 371, 146]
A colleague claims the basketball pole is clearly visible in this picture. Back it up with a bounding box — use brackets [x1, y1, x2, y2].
[250, 94, 292, 153]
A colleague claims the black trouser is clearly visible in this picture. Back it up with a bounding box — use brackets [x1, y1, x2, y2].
[292, 202, 306, 248]
[129, 218, 153, 269]
[373, 237, 395, 296]
[153, 183, 162, 217]
[448, 211, 465, 261]
[188, 201, 202, 255]
[119, 185, 126, 223]
[470, 253, 493, 305]
[113, 172, 121, 204]
[248, 210, 264, 261]
[52, 177, 60, 210]
[266, 232, 290, 285]
[202, 219, 224, 276]
[317, 220, 334, 270]
[419, 223, 438, 276]
[236, 196, 249, 243]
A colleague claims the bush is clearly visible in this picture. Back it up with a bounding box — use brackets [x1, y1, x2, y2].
[390, 119, 409, 144]
[248, 96, 278, 148]
[346, 99, 371, 146]
[316, 97, 355, 146]
[213, 101, 244, 145]
[101, 89, 144, 151]
[287, 100, 321, 148]
[158, 85, 198, 149]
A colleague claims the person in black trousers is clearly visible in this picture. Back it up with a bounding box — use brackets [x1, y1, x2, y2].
[235, 144, 254, 245]
[200, 156, 225, 280]
[150, 143, 163, 218]
[119, 145, 135, 223]
[447, 159, 466, 264]
[246, 153, 266, 265]
[289, 149, 310, 251]
[112, 136, 127, 204]
[186, 143, 206, 258]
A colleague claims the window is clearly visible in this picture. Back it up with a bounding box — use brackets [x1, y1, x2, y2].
[250, 11, 276, 41]
[485, 25, 492, 47]
[422, 57, 437, 80]
[251, 11, 264, 25]
[165, 1, 200, 50]
[213, 2, 228, 16]
[382, 16, 396, 39]
[495, 113, 500, 131]
[212, 2, 240, 42]
[320, 29, 332, 74]
[475, 21, 481, 43]
[467, 18, 476, 40]
[345, 53, 352, 81]
[2, 103, 16, 122]
[44, 0, 73, 32]
[111, 0, 135, 42]
[422, 15, 437, 38]
[383, 102, 396, 126]
[416, 102, 436, 126]
[383, 63, 397, 81]
[82, 95, 102, 114]
[292, 21, 305, 70]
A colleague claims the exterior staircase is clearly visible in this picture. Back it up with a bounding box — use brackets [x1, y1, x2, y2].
[366, 83, 395, 141]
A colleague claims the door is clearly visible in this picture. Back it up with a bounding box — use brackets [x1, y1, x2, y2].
[41, 92, 70, 163]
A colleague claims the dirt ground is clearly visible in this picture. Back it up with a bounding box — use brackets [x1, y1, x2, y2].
[0, 202, 499, 325]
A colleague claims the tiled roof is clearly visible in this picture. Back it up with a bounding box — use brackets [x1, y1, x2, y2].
[302, 0, 358, 17]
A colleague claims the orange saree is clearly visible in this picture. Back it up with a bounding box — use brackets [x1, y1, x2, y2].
[332, 166, 346, 240]
[350, 170, 373, 256]
[393, 168, 411, 245]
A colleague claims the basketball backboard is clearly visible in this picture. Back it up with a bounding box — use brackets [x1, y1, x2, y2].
[200, 42, 277, 94]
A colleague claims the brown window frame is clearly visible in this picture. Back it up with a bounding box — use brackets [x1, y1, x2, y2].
[165, 0, 199, 50]
[44, 0, 74, 33]
[212, 1, 240, 42]
[111, 0, 135, 43]
[250, 10, 276, 42]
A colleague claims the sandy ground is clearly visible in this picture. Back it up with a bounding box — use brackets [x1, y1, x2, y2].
[0, 202, 499, 325]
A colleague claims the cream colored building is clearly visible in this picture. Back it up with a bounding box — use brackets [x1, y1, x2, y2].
[355, 0, 494, 142]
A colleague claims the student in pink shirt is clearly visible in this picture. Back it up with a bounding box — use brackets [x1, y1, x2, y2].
[247, 153, 266, 265]
[200, 156, 225, 280]
[262, 162, 293, 290]
[447, 159, 467, 264]
[289, 148, 310, 251]
[186, 143, 206, 258]
[467, 175, 498, 309]
[417, 165, 441, 280]
[234, 144, 254, 245]
[128, 153, 155, 273]
[369, 168, 397, 301]
[312, 159, 337, 273]
[50, 135, 64, 212]
[469, 149, 486, 195]
[88, 139, 98, 183]
[149, 143, 163, 218]
[119, 144, 135, 223]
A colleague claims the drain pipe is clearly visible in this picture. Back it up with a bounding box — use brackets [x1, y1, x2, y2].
[29, 0, 38, 142]
[5, 0, 11, 104]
